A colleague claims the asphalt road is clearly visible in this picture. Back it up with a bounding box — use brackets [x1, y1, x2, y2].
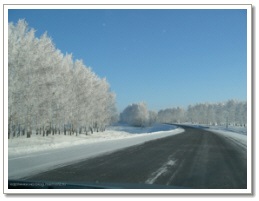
[22, 126, 247, 189]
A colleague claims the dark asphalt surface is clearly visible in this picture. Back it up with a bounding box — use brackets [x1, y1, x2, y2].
[23, 126, 247, 189]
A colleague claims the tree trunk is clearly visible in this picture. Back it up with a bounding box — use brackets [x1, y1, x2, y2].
[17, 125, 20, 137]
[43, 126, 45, 137]
[27, 130, 31, 138]
[12, 125, 16, 138]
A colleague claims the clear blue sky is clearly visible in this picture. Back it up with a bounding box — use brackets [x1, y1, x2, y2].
[8, 9, 247, 111]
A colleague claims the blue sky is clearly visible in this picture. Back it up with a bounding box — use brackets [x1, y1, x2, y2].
[8, 9, 247, 111]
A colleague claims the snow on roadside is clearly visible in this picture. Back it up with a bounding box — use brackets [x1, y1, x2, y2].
[207, 128, 247, 149]
[8, 130, 130, 157]
[207, 125, 247, 135]
[108, 123, 178, 134]
[206, 125, 247, 148]
[8, 124, 181, 157]
[181, 123, 247, 148]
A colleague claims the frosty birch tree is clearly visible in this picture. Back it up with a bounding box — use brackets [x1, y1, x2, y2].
[120, 102, 149, 127]
[157, 107, 185, 124]
[8, 19, 117, 138]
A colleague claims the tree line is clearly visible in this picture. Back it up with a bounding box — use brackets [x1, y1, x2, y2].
[8, 20, 117, 138]
[120, 100, 247, 127]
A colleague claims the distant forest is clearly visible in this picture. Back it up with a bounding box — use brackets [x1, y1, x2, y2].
[120, 100, 247, 127]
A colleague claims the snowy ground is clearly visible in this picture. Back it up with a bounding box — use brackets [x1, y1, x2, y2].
[8, 124, 180, 157]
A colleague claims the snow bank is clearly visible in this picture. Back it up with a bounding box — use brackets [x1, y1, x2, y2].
[207, 125, 247, 135]
[109, 123, 178, 134]
[8, 130, 130, 157]
[203, 125, 247, 148]
[207, 128, 247, 149]
[8, 124, 178, 157]
[181, 123, 247, 148]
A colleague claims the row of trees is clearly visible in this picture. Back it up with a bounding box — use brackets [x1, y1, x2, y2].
[186, 100, 247, 126]
[120, 100, 247, 127]
[8, 20, 117, 138]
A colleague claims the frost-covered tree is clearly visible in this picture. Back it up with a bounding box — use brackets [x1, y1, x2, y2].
[120, 102, 149, 127]
[157, 107, 185, 124]
[8, 19, 117, 138]
[186, 100, 247, 126]
[158, 100, 246, 126]
[148, 111, 157, 126]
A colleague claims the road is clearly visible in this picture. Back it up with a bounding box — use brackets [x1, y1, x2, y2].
[21, 126, 247, 189]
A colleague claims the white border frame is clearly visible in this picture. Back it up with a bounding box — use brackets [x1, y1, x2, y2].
[3, 4, 252, 195]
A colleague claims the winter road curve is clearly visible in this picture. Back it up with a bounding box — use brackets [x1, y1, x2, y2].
[21, 126, 247, 189]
